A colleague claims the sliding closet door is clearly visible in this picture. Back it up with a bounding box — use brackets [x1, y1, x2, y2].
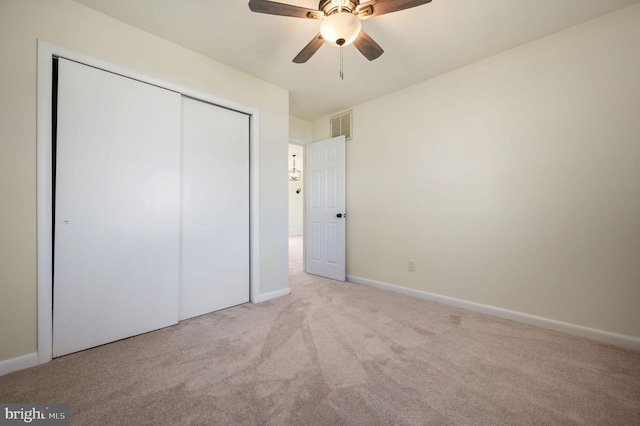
[180, 98, 250, 320]
[53, 58, 181, 357]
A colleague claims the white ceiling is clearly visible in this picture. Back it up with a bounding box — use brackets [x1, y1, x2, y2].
[73, 0, 638, 121]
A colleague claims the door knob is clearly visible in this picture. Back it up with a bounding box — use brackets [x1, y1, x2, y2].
[336, 213, 342, 218]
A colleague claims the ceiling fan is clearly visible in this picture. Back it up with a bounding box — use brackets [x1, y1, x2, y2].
[248, 0, 433, 63]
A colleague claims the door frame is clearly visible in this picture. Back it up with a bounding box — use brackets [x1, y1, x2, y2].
[36, 41, 262, 365]
[288, 139, 307, 268]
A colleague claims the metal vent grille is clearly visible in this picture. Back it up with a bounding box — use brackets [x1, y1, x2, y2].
[330, 110, 352, 140]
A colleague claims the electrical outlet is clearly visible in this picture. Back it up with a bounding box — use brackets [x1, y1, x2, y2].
[408, 260, 415, 272]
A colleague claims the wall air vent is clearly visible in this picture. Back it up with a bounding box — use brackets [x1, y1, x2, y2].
[330, 110, 352, 141]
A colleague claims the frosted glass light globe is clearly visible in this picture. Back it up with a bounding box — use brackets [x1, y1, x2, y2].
[320, 12, 362, 47]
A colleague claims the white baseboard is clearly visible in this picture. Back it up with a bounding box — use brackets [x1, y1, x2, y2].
[0, 352, 39, 377]
[347, 275, 640, 351]
[255, 287, 291, 303]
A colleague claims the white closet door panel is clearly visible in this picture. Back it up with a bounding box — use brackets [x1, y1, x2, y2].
[53, 58, 181, 357]
[180, 98, 250, 320]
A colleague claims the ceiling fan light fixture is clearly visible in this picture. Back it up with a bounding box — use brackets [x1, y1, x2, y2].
[320, 12, 361, 47]
[250, 0, 433, 63]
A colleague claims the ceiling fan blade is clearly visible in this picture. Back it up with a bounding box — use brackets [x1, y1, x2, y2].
[353, 30, 384, 61]
[358, 0, 432, 18]
[293, 34, 325, 63]
[249, 0, 323, 19]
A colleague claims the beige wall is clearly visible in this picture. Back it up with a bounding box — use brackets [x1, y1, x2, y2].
[289, 116, 312, 144]
[313, 5, 640, 338]
[0, 0, 289, 361]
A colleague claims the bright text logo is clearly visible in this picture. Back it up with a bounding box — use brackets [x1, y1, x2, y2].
[0, 404, 68, 425]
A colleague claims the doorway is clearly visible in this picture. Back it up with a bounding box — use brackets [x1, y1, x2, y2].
[288, 136, 347, 281]
[288, 144, 305, 237]
[288, 143, 304, 270]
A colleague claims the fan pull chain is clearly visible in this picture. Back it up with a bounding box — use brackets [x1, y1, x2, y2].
[339, 47, 343, 80]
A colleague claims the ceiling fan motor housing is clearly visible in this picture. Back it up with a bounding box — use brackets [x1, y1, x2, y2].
[319, 0, 360, 16]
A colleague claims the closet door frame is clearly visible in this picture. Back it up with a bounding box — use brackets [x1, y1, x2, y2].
[36, 41, 261, 365]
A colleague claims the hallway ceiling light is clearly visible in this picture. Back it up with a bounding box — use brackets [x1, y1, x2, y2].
[288, 154, 301, 181]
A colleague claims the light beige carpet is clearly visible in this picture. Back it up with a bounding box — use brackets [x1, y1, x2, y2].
[1, 236, 639, 425]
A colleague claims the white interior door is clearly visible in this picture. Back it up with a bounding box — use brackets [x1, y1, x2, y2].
[305, 136, 346, 281]
[180, 98, 250, 320]
[53, 58, 181, 357]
